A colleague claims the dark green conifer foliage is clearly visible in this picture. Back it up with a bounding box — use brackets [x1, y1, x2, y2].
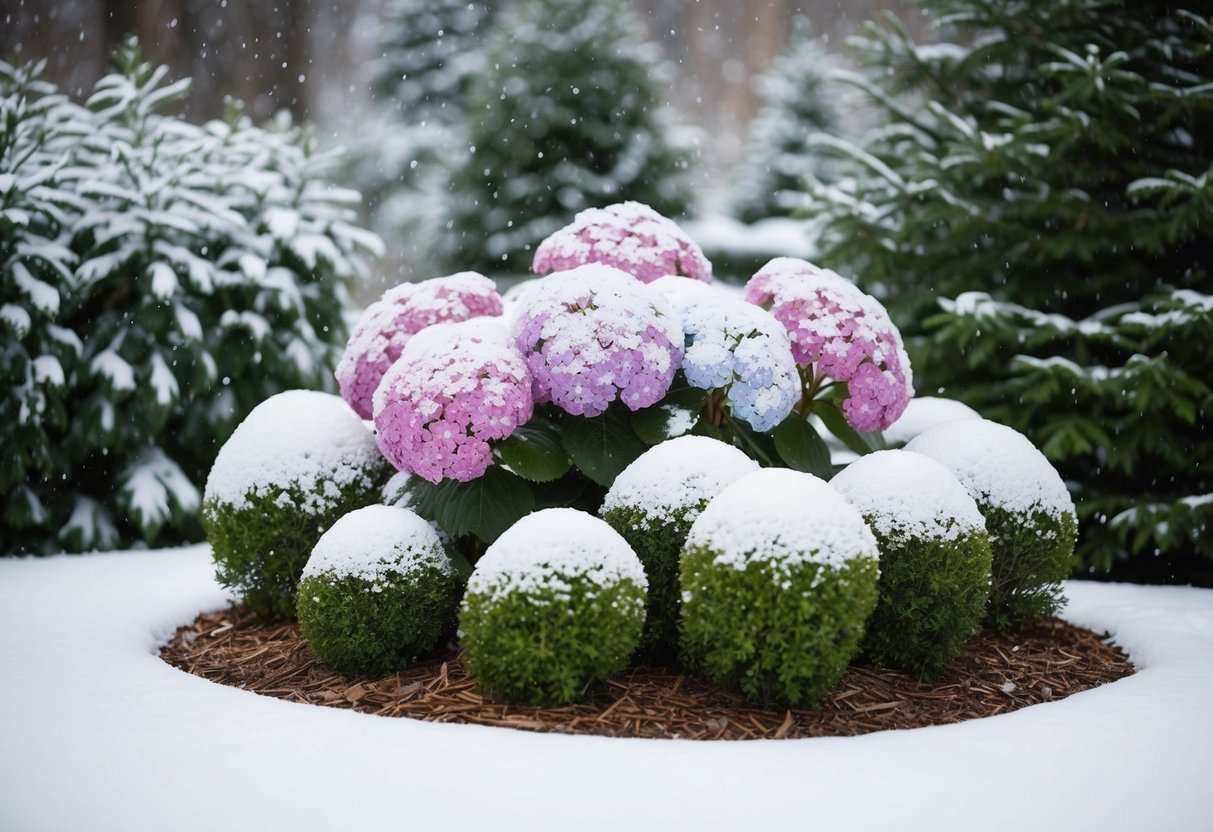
[445, 0, 695, 274]
[805, 2, 1213, 582]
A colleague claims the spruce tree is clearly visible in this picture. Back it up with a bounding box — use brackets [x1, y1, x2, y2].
[372, 0, 498, 127]
[1, 44, 380, 554]
[733, 18, 842, 224]
[444, 0, 696, 274]
[804, 2, 1213, 583]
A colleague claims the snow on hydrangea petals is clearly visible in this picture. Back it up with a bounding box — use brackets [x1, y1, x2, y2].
[336, 272, 503, 419]
[532, 201, 712, 284]
[509, 263, 683, 417]
[672, 292, 799, 432]
[372, 321, 532, 484]
[745, 257, 913, 432]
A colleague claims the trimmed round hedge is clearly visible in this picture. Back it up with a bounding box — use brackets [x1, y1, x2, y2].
[679, 469, 880, 707]
[202, 391, 391, 619]
[459, 508, 648, 706]
[600, 436, 758, 657]
[906, 419, 1077, 628]
[297, 505, 460, 674]
[831, 449, 993, 679]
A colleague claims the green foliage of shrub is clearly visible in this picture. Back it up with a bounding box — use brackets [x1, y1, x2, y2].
[802, 1, 1213, 583]
[861, 526, 991, 679]
[680, 547, 879, 707]
[294, 505, 466, 675]
[204, 479, 385, 619]
[460, 576, 646, 706]
[981, 504, 1078, 630]
[601, 503, 695, 659]
[0, 44, 379, 555]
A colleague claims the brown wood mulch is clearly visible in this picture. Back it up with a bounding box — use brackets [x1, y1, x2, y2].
[161, 607, 1133, 741]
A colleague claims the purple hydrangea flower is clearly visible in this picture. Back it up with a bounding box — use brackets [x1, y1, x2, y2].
[676, 294, 800, 433]
[510, 264, 683, 417]
[745, 257, 913, 432]
[532, 201, 712, 285]
[336, 272, 503, 418]
[372, 321, 532, 483]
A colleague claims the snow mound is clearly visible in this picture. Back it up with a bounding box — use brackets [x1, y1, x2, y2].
[831, 450, 986, 542]
[203, 390, 381, 514]
[884, 396, 981, 445]
[301, 505, 452, 583]
[686, 468, 878, 571]
[532, 201, 712, 284]
[601, 436, 759, 528]
[906, 419, 1074, 520]
[467, 508, 648, 602]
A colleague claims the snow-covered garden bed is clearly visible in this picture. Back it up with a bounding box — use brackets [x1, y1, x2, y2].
[0, 546, 1210, 831]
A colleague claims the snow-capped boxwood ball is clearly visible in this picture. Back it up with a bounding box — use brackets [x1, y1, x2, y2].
[680, 469, 881, 707]
[296, 505, 461, 675]
[458, 508, 648, 706]
[601, 436, 759, 656]
[202, 390, 391, 618]
[906, 419, 1078, 628]
[831, 450, 993, 678]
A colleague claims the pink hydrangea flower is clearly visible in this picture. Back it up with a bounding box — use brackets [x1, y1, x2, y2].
[532, 201, 712, 284]
[336, 272, 503, 418]
[510, 264, 684, 417]
[372, 321, 532, 483]
[745, 257, 914, 432]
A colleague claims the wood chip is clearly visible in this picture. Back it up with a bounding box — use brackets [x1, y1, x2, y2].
[160, 607, 1134, 742]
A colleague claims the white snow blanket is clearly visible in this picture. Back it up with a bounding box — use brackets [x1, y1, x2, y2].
[1, 547, 1210, 832]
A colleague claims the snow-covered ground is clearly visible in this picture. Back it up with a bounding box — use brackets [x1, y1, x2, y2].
[1, 546, 1210, 831]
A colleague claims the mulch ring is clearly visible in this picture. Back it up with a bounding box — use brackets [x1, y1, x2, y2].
[161, 607, 1133, 740]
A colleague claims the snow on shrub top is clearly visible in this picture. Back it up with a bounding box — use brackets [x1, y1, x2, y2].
[676, 293, 800, 432]
[509, 263, 683, 416]
[745, 257, 913, 432]
[204, 390, 381, 513]
[532, 201, 712, 284]
[373, 319, 532, 483]
[301, 504, 452, 583]
[601, 436, 759, 527]
[467, 508, 648, 603]
[336, 272, 503, 418]
[906, 419, 1074, 520]
[686, 468, 878, 572]
[831, 449, 986, 542]
[883, 396, 981, 446]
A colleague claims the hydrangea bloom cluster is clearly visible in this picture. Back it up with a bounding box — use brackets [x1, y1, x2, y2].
[336, 272, 503, 418]
[745, 257, 913, 432]
[675, 294, 799, 432]
[373, 321, 532, 483]
[532, 201, 713, 284]
[509, 264, 683, 417]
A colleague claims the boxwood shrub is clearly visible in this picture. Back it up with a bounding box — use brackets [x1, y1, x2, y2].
[202, 391, 390, 618]
[679, 469, 880, 707]
[296, 504, 460, 675]
[831, 449, 992, 678]
[459, 508, 647, 706]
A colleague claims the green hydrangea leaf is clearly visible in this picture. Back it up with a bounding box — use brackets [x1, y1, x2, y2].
[560, 405, 649, 487]
[771, 414, 834, 479]
[407, 466, 535, 543]
[497, 420, 571, 483]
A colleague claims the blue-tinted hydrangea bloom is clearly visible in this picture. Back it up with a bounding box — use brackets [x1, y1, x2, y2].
[679, 295, 799, 432]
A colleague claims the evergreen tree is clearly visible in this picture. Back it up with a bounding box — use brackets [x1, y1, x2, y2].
[733, 18, 842, 224]
[1, 44, 380, 554]
[372, 0, 498, 127]
[351, 0, 499, 279]
[804, 2, 1213, 583]
[444, 0, 696, 274]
